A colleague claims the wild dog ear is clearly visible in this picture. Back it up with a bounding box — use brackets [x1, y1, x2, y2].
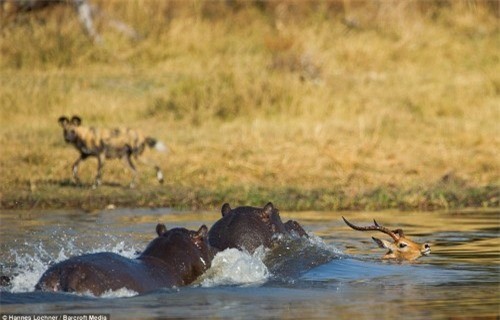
[70, 116, 82, 126]
[58, 116, 69, 127]
[156, 223, 167, 236]
[372, 236, 391, 249]
[221, 203, 231, 216]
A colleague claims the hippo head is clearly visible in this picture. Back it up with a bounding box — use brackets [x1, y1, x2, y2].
[142, 224, 215, 285]
[221, 202, 287, 234]
[208, 202, 289, 253]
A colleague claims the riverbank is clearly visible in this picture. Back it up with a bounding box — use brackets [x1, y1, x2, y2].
[1, 174, 497, 211]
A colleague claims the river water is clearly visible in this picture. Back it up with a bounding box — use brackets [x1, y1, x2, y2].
[0, 207, 498, 319]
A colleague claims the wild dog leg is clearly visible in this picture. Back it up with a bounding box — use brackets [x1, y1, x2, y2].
[93, 154, 105, 188]
[72, 154, 85, 185]
[124, 154, 138, 188]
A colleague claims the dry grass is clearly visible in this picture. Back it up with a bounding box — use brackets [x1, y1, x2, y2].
[0, 1, 498, 210]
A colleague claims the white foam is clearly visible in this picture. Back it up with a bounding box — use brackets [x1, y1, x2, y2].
[199, 247, 269, 287]
[100, 287, 139, 298]
[72, 288, 137, 299]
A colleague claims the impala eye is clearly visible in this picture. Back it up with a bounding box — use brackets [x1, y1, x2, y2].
[398, 243, 408, 248]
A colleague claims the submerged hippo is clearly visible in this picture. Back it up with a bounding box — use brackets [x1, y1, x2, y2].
[208, 202, 308, 253]
[35, 224, 214, 296]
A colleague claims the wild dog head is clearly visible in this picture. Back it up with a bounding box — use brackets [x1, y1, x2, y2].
[58, 115, 82, 144]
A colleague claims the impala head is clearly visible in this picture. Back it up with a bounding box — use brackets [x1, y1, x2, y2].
[342, 217, 431, 261]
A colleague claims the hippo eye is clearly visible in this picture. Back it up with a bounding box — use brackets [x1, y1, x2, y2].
[398, 243, 407, 248]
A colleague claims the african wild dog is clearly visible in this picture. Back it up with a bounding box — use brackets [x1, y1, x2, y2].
[58, 115, 165, 188]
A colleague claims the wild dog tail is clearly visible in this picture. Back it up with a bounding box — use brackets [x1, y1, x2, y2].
[145, 137, 168, 153]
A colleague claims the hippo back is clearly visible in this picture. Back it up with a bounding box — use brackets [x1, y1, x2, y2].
[35, 252, 173, 294]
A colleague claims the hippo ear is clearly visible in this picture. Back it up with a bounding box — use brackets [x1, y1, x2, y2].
[264, 202, 274, 215]
[262, 202, 275, 218]
[58, 116, 69, 127]
[156, 223, 167, 236]
[192, 225, 208, 248]
[196, 225, 208, 238]
[71, 115, 82, 126]
[221, 203, 231, 217]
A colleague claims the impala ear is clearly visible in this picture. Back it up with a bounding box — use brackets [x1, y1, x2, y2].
[372, 237, 391, 249]
[221, 203, 231, 216]
[393, 228, 405, 238]
[156, 223, 167, 236]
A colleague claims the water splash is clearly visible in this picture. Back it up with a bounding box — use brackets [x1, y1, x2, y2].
[89, 241, 139, 259]
[265, 233, 343, 280]
[198, 247, 270, 287]
[306, 233, 343, 255]
[100, 288, 139, 298]
[3, 237, 140, 295]
[2, 230, 343, 295]
[8, 243, 55, 293]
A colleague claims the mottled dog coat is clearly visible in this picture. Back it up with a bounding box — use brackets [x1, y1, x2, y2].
[58, 115, 165, 187]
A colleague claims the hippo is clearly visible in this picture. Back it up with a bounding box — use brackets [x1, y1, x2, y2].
[35, 224, 215, 296]
[208, 202, 308, 253]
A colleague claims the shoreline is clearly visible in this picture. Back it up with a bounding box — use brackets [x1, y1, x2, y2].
[1, 183, 497, 212]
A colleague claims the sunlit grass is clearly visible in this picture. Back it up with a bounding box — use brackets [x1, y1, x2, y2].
[0, 1, 498, 210]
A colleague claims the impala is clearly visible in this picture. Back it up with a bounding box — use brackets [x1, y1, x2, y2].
[342, 217, 431, 261]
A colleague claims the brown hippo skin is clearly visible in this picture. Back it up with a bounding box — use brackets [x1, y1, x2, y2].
[35, 224, 214, 296]
[208, 202, 308, 253]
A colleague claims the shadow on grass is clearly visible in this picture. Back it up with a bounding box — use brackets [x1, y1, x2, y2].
[55, 179, 125, 189]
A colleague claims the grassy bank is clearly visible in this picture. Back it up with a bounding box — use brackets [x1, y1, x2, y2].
[0, 1, 498, 211]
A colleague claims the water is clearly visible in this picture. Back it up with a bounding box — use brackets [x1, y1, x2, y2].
[0, 208, 498, 319]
